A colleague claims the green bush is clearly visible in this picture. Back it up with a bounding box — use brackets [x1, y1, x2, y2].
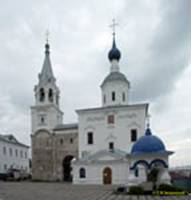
[157, 184, 183, 192]
[128, 186, 144, 194]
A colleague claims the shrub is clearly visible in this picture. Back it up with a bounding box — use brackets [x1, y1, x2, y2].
[116, 186, 126, 193]
[128, 186, 144, 194]
[157, 184, 183, 192]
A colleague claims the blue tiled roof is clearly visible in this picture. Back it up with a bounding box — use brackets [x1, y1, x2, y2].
[131, 128, 166, 154]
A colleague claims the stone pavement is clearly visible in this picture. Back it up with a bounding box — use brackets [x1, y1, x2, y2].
[0, 182, 190, 200]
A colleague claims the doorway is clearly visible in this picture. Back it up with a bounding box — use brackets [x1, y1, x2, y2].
[63, 155, 74, 182]
[103, 167, 112, 184]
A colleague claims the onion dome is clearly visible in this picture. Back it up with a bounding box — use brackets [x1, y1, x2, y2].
[131, 127, 166, 154]
[108, 38, 121, 61]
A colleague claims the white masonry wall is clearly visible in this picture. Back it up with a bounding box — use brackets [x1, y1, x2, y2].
[77, 104, 147, 159]
[0, 140, 29, 174]
[72, 161, 129, 185]
[102, 81, 129, 107]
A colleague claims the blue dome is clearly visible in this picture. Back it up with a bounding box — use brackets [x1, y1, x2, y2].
[131, 128, 166, 154]
[108, 38, 121, 61]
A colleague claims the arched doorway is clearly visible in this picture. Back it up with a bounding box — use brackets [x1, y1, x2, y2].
[63, 155, 74, 182]
[103, 167, 112, 184]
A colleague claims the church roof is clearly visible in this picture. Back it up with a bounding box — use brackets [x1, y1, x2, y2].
[76, 103, 149, 113]
[53, 123, 78, 131]
[101, 71, 130, 87]
[38, 43, 55, 84]
[131, 127, 167, 154]
[88, 149, 127, 160]
[0, 134, 29, 148]
[73, 149, 127, 164]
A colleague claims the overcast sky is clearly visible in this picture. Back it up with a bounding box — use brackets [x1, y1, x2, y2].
[0, 0, 190, 167]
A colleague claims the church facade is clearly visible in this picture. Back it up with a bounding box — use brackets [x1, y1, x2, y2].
[31, 34, 173, 185]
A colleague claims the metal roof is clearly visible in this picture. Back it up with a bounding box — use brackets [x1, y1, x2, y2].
[54, 123, 78, 131]
[101, 72, 130, 87]
[0, 134, 29, 148]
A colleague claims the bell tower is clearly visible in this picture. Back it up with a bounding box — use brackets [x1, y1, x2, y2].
[31, 39, 63, 134]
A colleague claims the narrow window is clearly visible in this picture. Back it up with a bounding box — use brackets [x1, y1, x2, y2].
[41, 117, 44, 124]
[131, 129, 137, 142]
[103, 95, 106, 104]
[9, 148, 12, 156]
[112, 91, 115, 101]
[60, 138, 63, 145]
[15, 149, 18, 157]
[20, 150, 23, 158]
[48, 89, 53, 102]
[25, 152, 27, 159]
[122, 92, 125, 102]
[70, 138, 73, 144]
[56, 95, 59, 105]
[107, 115, 115, 124]
[79, 168, 86, 178]
[135, 168, 139, 177]
[87, 132, 93, 145]
[109, 142, 114, 151]
[3, 146, 6, 155]
[39, 88, 45, 102]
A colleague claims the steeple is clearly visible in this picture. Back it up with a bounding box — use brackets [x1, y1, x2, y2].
[38, 39, 55, 84]
[31, 36, 63, 134]
[108, 19, 121, 72]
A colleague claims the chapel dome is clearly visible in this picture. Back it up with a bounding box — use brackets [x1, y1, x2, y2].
[131, 128, 166, 154]
[108, 38, 121, 61]
[101, 72, 130, 87]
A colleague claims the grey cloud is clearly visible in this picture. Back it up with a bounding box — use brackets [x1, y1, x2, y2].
[131, 0, 191, 102]
[0, 0, 190, 156]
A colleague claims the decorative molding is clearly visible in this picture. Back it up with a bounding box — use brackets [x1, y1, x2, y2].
[86, 116, 105, 122]
[105, 134, 117, 141]
[84, 125, 96, 131]
[117, 113, 137, 119]
[128, 121, 141, 128]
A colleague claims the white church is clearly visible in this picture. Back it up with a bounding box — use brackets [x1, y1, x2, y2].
[31, 27, 174, 185]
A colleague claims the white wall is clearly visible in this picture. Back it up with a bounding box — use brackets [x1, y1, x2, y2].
[72, 161, 129, 185]
[0, 140, 29, 174]
[78, 105, 147, 158]
[31, 104, 63, 134]
[102, 81, 129, 107]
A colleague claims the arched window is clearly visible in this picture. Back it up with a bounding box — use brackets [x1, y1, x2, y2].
[48, 89, 53, 102]
[103, 94, 106, 103]
[39, 88, 45, 102]
[79, 168, 86, 178]
[56, 95, 59, 105]
[60, 138, 63, 145]
[131, 129, 137, 142]
[87, 132, 93, 145]
[122, 92, 125, 102]
[135, 168, 139, 177]
[112, 91, 115, 101]
[41, 117, 44, 124]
